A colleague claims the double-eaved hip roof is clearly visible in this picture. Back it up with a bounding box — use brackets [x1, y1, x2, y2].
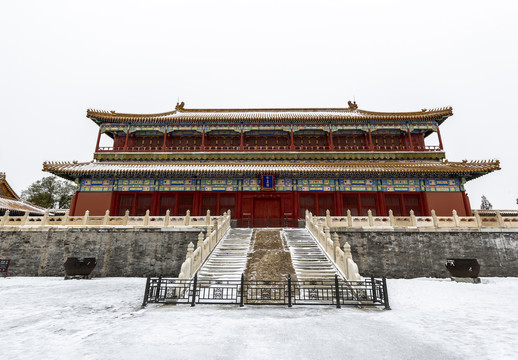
[44, 160, 500, 181]
[87, 103, 453, 125]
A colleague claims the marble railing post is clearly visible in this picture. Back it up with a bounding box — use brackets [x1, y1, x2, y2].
[324, 225, 331, 255]
[452, 210, 460, 228]
[431, 209, 438, 228]
[21, 211, 29, 226]
[388, 210, 394, 227]
[42, 209, 49, 226]
[213, 219, 219, 241]
[63, 210, 69, 225]
[164, 210, 170, 226]
[317, 219, 324, 243]
[367, 209, 374, 227]
[343, 242, 352, 279]
[410, 209, 417, 227]
[332, 232, 340, 261]
[347, 209, 352, 227]
[123, 210, 129, 225]
[82, 210, 89, 226]
[326, 209, 332, 228]
[102, 210, 110, 225]
[205, 210, 211, 226]
[184, 210, 191, 226]
[197, 232, 205, 260]
[186, 242, 195, 278]
[1, 210, 10, 226]
[473, 210, 482, 227]
[496, 211, 505, 227]
[144, 210, 150, 226]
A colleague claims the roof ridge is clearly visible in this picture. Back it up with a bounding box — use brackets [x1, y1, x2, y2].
[87, 106, 452, 116]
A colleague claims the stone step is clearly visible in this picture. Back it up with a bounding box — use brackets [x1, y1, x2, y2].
[198, 228, 253, 281]
[282, 228, 339, 282]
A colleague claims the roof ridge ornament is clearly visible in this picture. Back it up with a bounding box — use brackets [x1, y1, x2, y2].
[175, 101, 185, 111]
[347, 100, 358, 110]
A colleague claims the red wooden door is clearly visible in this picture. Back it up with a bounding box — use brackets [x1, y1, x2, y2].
[253, 199, 281, 219]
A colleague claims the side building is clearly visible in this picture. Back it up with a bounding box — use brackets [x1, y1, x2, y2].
[0, 172, 46, 216]
[44, 102, 499, 222]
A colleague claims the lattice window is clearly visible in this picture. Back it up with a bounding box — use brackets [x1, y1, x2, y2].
[159, 195, 175, 216]
[117, 194, 134, 216]
[403, 194, 421, 216]
[299, 194, 316, 216]
[360, 194, 377, 216]
[342, 194, 359, 216]
[135, 194, 152, 216]
[385, 194, 402, 216]
[318, 194, 334, 216]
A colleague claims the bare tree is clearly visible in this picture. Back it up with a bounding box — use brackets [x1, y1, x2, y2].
[480, 195, 493, 210]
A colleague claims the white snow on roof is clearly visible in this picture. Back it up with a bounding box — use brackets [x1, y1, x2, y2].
[48, 160, 492, 174]
[0, 196, 46, 214]
[171, 110, 365, 120]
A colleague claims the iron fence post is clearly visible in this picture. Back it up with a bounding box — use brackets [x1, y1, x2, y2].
[154, 276, 162, 303]
[334, 274, 341, 309]
[287, 274, 292, 307]
[240, 273, 245, 307]
[142, 276, 151, 307]
[191, 274, 198, 307]
[382, 276, 391, 310]
[370, 275, 377, 303]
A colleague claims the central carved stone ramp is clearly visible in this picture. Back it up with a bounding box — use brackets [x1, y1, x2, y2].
[197, 228, 253, 281]
[244, 229, 297, 281]
[282, 228, 339, 281]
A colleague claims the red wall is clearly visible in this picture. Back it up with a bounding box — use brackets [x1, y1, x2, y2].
[425, 191, 471, 216]
[72, 192, 113, 216]
[72, 190, 473, 218]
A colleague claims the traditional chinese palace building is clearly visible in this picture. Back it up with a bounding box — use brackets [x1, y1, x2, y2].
[44, 102, 499, 221]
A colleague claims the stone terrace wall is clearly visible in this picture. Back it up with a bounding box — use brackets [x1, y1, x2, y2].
[0, 228, 204, 277]
[333, 228, 518, 278]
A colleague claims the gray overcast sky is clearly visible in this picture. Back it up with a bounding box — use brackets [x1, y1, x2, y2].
[1, 0, 517, 209]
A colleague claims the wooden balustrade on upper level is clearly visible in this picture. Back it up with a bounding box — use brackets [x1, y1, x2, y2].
[96, 145, 442, 153]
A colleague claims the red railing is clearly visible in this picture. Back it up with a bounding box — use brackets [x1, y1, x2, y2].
[96, 145, 442, 153]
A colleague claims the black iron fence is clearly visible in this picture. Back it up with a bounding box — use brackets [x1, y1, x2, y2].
[142, 274, 390, 309]
[235, 217, 300, 228]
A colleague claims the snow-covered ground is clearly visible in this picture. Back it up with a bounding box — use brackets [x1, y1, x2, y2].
[1, 277, 517, 360]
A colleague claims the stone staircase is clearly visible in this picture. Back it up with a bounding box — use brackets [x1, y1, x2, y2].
[282, 228, 339, 281]
[197, 227, 340, 282]
[197, 228, 253, 281]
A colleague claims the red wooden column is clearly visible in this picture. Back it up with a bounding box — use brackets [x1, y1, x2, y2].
[240, 129, 244, 151]
[123, 127, 130, 152]
[162, 129, 167, 151]
[436, 127, 444, 150]
[290, 129, 295, 151]
[368, 129, 374, 151]
[201, 129, 206, 151]
[407, 125, 414, 151]
[329, 128, 335, 151]
[95, 127, 102, 152]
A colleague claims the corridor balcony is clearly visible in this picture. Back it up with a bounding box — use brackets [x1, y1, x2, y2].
[96, 144, 442, 153]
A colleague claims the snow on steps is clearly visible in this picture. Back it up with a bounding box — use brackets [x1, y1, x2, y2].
[197, 228, 252, 281]
[282, 228, 339, 281]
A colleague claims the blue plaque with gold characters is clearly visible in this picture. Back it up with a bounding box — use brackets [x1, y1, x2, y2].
[261, 175, 275, 191]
